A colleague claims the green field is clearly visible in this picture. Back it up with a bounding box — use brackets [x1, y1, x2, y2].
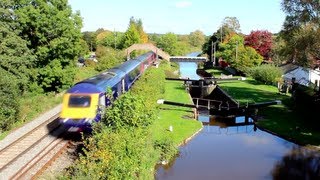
[217, 77, 320, 146]
[152, 80, 202, 145]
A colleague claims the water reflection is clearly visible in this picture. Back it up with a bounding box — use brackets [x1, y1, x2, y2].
[155, 116, 304, 180]
[179, 62, 201, 80]
[272, 147, 320, 180]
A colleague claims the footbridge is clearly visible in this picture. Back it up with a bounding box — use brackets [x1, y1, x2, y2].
[170, 56, 207, 62]
[126, 43, 208, 63]
[126, 43, 170, 60]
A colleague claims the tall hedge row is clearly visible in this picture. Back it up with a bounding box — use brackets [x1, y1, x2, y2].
[69, 64, 168, 179]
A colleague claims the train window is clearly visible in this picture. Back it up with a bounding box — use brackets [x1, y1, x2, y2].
[69, 95, 91, 107]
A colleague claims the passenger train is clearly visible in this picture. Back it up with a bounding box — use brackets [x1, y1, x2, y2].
[59, 51, 157, 131]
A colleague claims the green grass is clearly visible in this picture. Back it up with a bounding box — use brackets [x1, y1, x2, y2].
[216, 77, 320, 146]
[152, 80, 202, 145]
[73, 66, 99, 83]
[206, 68, 228, 78]
[218, 78, 288, 104]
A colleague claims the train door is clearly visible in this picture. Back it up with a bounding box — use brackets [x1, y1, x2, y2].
[121, 78, 125, 93]
[117, 81, 122, 96]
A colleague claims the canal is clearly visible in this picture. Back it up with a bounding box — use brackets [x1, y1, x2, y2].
[155, 61, 320, 180]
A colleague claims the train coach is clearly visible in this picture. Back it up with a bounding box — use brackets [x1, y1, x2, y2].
[59, 51, 157, 131]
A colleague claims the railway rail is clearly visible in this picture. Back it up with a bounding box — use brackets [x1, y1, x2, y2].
[0, 105, 73, 179]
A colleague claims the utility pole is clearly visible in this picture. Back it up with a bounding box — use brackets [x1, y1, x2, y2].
[211, 41, 214, 66]
[114, 28, 117, 49]
[220, 26, 223, 42]
[236, 41, 238, 61]
[213, 41, 216, 66]
[90, 41, 92, 52]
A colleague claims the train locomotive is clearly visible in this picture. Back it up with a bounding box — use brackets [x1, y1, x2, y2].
[59, 51, 157, 131]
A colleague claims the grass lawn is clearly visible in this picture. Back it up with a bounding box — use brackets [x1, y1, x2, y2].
[217, 77, 320, 146]
[152, 80, 202, 145]
[206, 68, 228, 78]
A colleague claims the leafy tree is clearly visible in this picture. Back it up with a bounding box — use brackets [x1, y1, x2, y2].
[94, 46, 125, 71]
[202, 17, 241, 63]
[221, 16, 241, 35]
[123, 18, 141, 48]
[96, 30, 112, 46]
[0, 0, 35, 92]
[280, 0, 320, 67]
[97, 31, 124, 49]
[189, 30, 205, 47]
[136, 19, 148, 43]
[216, 34, 263, 73]
[282, 0, 320, 27]
[270, 35, 287, 66]
[202, 34, 219, 63]
[245, 30, 273, 60]
[156, 32, 179, 55]
[82, 31, 97, 52]
[13, 0, 83, 92]
[79, 39, 89, 56]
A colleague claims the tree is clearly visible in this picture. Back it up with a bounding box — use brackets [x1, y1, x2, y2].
[82, 31, 97, 52]
[94, 46, 125, 71]
[216, 34, 263, 73]
[123, 18, 141, 48]
[280, 0, 320, 67]
[136, 19, 148, 43]
[96, 30, 112, 45]
[13, 0, 83, 92]
[156, 32, 179, 55]
[0, 0, 35, 92]
[189, 30, 205, 47]
[221, 17, 241, 35]
[245, 30, 273, 60]
[282, 0, 320, 28]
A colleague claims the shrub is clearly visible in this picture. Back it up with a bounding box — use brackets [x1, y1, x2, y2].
[250, 64, 283, 85]
[154, 137, 178, 162]
[131, 67, 165, 109]
[70, 128, 158, 180]
[103, 93, 156, 129]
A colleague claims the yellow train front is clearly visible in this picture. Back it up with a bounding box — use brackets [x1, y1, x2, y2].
[59, 52, 156, 132]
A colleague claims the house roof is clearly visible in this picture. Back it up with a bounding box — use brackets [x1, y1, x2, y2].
[280, 63, 299, 74]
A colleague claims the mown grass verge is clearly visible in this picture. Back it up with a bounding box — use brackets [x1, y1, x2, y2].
[152, 80, 202, 145]
[217, 77, 320, 146]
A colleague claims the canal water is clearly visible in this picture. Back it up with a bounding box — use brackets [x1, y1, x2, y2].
[155, 62, 320, 180]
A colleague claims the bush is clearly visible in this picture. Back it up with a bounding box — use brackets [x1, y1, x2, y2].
[103, 93, 156, 129]
[154, 138, 178, 162]
[131, 67, 165, 109]
[250, 64, 283, 85]
[70, 128, 158, 180]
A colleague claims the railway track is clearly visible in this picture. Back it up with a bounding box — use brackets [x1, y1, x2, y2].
[0, 105, 73, 179]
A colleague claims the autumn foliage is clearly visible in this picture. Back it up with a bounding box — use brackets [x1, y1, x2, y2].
[245, 30, 273, 60]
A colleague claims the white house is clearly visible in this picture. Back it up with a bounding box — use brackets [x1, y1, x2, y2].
[281, 64, 320, 86]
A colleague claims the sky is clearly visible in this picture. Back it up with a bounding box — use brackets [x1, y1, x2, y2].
[68, 0, 286, 35]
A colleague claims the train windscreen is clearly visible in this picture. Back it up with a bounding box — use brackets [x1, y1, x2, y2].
[68, 95, 91, 107]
